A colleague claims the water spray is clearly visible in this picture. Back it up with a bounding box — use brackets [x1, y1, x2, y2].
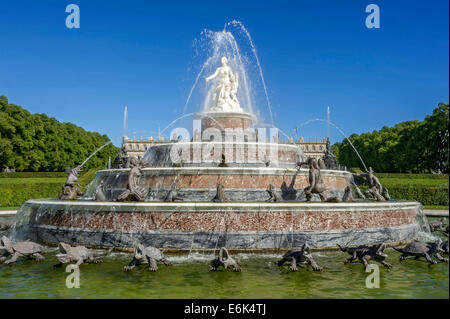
[79, 141, 112, 168]
[296, 118, 368, 172]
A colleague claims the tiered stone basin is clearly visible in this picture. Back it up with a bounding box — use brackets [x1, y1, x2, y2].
[16, 199, 421, 250]
[12, 111, 423, 250]
[83, 167, 350, 201]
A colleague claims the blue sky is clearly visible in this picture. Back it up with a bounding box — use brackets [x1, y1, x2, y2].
[0, 0, 448, 146]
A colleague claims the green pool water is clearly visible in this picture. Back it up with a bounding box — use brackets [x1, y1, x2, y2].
[1, 216, 448, 299]
[1, 249, 448, 299]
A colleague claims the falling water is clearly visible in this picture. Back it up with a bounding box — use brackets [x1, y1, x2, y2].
[182, 57, 213, 115]
[182, 21, 274, 124]
[123, 106, 128, 138]
[414, 205, 437, 242]
[225, 20, 274, 125]
[296, 118, 368, 172]
[327, 106, 330, 139]
[80, 141, 112, 168]
[200, 29, 253, 114]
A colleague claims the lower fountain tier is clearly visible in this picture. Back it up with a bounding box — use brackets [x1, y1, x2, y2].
[15, 199, 421, 250]
[84, 167, 351, 201]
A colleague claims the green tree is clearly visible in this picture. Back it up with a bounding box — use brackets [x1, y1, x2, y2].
[333, 103, 449, 173]
[0, 95, 119, 171]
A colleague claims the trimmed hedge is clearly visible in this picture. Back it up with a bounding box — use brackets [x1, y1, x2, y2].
[379, 179, 448, 188]
[0, 171, 447, 207]
[0, 169, 99, 207]
[0, 182, 61, 207]
[0, 171, 92, 179]
[376, 173, 449, 180]
[0, 172, 68, 178]
[360, 185, 449, 206]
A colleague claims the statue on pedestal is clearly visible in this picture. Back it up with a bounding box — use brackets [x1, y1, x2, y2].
[205, 57, 243, 112]
[353, 167, 390, 201]
[117, 157, 148, 202]
[59, 166, 83, 200]
[113, 145, 130, 169]
[299, 157, 328, 201]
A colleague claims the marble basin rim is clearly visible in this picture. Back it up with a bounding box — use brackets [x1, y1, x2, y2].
[24, 198, 421, 211]
[13, 198, 422, 251]
[95, 167, 352, 176]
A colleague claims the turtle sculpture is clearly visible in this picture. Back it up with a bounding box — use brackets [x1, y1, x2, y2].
[439, 228, 449, 254]
[0, 219, 11, 232]
[277, 243, 323, 271]
[337, 243, 392, 270]
[123, 244, 172, 272]
[428, 217, 447, 233]
[393, 239, 448, 264]
[210, 247, 241, 272]
[0, 236, 47, 265]
[441, 240, 449, 254]
[53, 242, 113, 267]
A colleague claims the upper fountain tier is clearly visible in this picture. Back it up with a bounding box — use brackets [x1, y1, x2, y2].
[205, 56, 243, 113]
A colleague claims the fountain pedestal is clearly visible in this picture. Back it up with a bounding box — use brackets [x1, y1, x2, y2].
[199, 112, 253, 131]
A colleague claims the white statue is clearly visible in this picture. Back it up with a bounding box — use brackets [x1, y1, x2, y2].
[205, 56, 243, 112]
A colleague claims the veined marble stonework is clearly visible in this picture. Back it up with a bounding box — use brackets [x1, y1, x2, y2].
[16, 199, 421, 250]
[85, 168, 351, 202]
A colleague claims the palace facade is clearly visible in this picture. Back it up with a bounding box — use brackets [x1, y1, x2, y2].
[122, 136, 328, 160]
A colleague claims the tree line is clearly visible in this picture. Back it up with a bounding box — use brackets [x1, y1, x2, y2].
[0, 95, 119, 171]
[332, 103, 449, 173]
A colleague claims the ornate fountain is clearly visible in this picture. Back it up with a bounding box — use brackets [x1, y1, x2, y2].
[11, 57, 420, 251]
[11, 54, 422, 252]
